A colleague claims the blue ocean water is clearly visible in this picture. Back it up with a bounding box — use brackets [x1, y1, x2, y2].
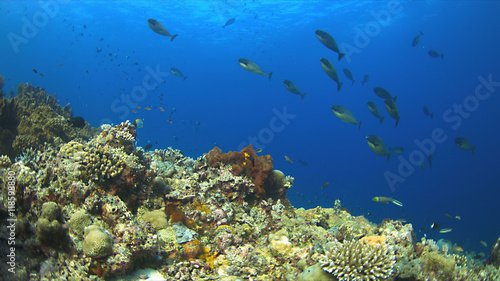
[1, 0, 499, 255]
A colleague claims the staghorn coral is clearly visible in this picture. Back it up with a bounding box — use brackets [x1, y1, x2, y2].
[0, 155, 12, 168]
[319, 239, 396, 280]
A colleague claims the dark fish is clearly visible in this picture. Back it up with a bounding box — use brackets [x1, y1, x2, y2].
[423, 106, 434, 119]
[455, 137, 476, 154]
[428, 50, 443, 59]
[147, 18, 178, 41]
[222, 18, 235, 28]
[144, 144, 153, 150]
[391, 146, 405, 155]
[428, 154, 433, 169]
[298, 160, 308, 166]
[321, 182, 330, 189]
[315, 30, 346, 61]
[171, 68, 187, 80]
[68, 116, 86, 128]
[343, 68, 355, 85]
[366, 135, 391, 162]
[367, 101, 385, 124]
[384, 99, 400, 127]
[374, 87, 397, 101]
[412, 31, 424, 47]
[320, 57, 342, 92]
[283, 79, 306, 100]
[32, 69, 37, 74]
[331, 105, 361, 129]
[361, 74, 369, 86]
[238, 58, 273, 80]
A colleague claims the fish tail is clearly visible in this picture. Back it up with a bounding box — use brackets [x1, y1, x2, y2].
[393, 96, 398, 102]
[395, 118, 400, 128]
[268, 72, 273, 81]
[472, 146, 476, 155]
[337, 82, 343, 92]
[170, 34, 178, 41]
[358, 121, 362, 130]
[338, 53, 346, 61]
[351, 79, 355, 86]
[380, 116, 385, 124]
[222, 25, 225, 29]
[183, 76, 187, 81]
[301, 92, 307, 100]
[391, 199, 403, 207]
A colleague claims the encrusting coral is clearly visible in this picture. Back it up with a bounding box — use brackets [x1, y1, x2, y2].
[319, 239, 396, 280]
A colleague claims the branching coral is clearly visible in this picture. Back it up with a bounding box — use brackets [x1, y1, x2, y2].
[319, 239, 396, 280]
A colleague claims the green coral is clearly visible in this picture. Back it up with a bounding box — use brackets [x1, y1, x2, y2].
[68, 211, 93, 238]
[82, 225, 113, 258]
[143, 210, 169, 230]
[36, 202, 65, 246]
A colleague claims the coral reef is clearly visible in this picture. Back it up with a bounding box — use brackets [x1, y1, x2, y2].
[0, 78, 98, 160]
[319, 239, 396, 280]
[485, 237, 500, 267]
[0, 80, 495, 280]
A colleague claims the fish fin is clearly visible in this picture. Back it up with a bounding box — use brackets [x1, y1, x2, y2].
[358, 121, 362, 130]
[393, 96, 398, 102]
[391, 199, 403, 207]
[338, 53, 346, 61]
[380, 116, 385, 124]
[387, 153, 391, 163]
[301, 93, 307, 100]
[395, 118, 400, 128]
[268, 72, 273, 81]
[183, 76, 187, 81]
[170, 34, 178, 41]
[472, 146, 476, 155]
[337, 82, 343, 92]
[351, 80, 355, 86]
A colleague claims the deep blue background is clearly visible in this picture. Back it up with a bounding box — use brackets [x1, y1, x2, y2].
[1, 1, 500, 254]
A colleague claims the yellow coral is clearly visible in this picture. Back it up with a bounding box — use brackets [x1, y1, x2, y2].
[216, 225, 236, 234]
[361, 235, 386, 247]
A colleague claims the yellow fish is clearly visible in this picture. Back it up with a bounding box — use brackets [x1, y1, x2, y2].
[372, 197, 403, 207]
[480, 241, 487, 247]
[284, 155, 293, 163]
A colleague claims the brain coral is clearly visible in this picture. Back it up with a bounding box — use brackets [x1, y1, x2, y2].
[319, 239, 396, 281]
[83, 225, 113, 258]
